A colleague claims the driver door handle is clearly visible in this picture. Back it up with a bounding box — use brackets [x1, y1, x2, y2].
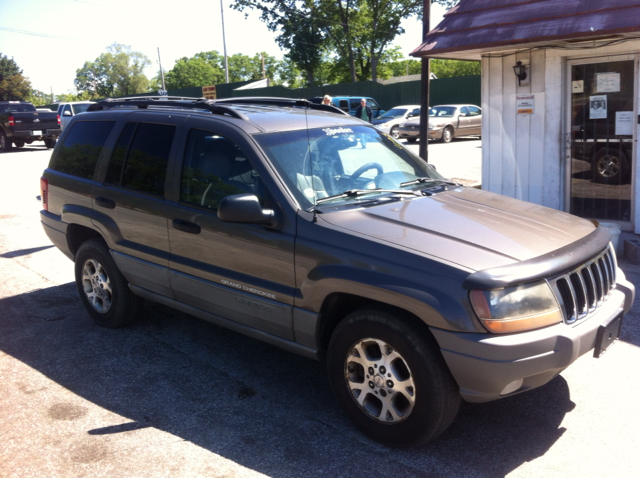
[172, 218, 201, 234]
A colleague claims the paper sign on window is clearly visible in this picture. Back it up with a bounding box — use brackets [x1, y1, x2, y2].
[589, 95, 607, 119]
[596, 73, 620, 93]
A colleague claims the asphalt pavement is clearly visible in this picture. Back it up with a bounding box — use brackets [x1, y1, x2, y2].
[1, 143, 639, 478]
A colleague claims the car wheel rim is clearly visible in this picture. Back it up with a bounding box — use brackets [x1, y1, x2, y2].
[344, 338, 416, 423]
[391, 127, 399, 139]
[444, 129, 451, 141]
[597, 155, 620, 178]
[82, 258, 113, 313]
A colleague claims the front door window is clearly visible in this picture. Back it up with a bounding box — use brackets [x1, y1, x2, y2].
[569, 59, 635, 222]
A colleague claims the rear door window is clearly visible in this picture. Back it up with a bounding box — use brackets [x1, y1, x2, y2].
[52, 120, 115, 180]
[105, 122, 175, 197]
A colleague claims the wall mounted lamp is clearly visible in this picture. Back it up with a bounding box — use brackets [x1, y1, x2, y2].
[513, 61, 528, 86]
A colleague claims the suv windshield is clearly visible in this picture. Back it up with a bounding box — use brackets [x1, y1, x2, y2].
[255, 125, 444, 209]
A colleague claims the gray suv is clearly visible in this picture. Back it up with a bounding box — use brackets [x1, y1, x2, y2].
[40, 97, 634, 447]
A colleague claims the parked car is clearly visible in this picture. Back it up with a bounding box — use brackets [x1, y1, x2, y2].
[399, 104, 482, 143]
[40, 96, 633, 447]
[56, 101, 95, 131]
[372, 105, 420, 139]
[309, 96, 385, 119]
[0, 100, 61, 151]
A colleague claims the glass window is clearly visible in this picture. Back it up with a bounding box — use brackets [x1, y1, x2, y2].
[105, 122, 136, 185]
[468, 106, 481, 116]
[105, 123, 174, 196]
[180, 129, 262, 210]
[53, 120, 115, 180]
[460, 107, 469, 116]
[255, 125, 444, 209]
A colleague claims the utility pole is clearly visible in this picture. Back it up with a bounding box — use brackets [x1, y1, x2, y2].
[220, 0, 229, 83]
[419, 0, 431, 162]
[157, 48, 166, 93]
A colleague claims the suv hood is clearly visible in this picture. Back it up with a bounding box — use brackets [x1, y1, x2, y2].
[320, 187, 597, 272]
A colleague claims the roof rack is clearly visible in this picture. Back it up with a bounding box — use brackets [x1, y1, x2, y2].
[86, 96, 349, 119]
[87, 96, 250, 120]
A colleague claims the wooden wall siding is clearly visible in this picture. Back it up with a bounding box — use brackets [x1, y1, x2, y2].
[482, 49, 563, 210]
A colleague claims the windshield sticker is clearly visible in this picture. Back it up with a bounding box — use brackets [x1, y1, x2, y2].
[322, 127, 353, 136]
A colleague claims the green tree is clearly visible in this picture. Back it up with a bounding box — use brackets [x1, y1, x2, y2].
[232, 0, 457, 83]
[430, 59, 480, 78]
[0, 54, 32, 101]
[165, 57, 223, 89]
[74, 43, 151, 98]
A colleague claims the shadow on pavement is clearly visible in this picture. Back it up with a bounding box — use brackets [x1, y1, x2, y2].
[0, 284, 573, 478]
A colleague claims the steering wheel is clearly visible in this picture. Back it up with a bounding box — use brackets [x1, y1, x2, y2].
[349, 162, 384, 187]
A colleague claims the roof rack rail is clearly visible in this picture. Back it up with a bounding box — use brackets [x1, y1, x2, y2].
[213, 97, 350, 116]
[86, 96, 250, 121]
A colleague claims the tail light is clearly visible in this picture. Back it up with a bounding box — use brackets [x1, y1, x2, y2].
[8, 115, 15, 126]
[57, 114, 60, 126]
[40, 177, 49, 212]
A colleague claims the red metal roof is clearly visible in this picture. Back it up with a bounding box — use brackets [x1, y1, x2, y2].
[412, 0, 640, 60]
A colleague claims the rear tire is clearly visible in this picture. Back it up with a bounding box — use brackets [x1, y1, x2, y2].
[74, 238, 141, 328]
[44, 138, 57, 149]
[406, 137, 417, 143]
[14, 140, 24, 148]
[0, 132, 11, 152]
[327, 306, 460, 447]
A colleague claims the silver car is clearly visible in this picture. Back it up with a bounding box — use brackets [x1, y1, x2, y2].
[399, 104, 482, 143]
[372, 104, 420, 139]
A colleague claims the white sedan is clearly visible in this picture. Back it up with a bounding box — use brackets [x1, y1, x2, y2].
[372, 104, 421, 139]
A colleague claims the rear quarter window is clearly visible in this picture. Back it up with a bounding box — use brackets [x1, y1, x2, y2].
[52, 121, 115, 180]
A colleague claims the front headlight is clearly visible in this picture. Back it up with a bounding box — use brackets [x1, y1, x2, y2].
[469, 282, 563, 333]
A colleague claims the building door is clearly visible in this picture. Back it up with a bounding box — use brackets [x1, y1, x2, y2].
[567, 57, 637, 228]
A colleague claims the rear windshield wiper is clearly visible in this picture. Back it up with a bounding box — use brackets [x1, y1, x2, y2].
[315, 188, 420, 205]
[400, 177, 460, 188]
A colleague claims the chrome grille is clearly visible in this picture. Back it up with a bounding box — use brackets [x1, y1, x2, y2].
[548, 245, 617, 324]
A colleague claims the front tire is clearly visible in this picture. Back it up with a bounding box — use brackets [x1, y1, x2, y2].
[441, 126, 453, 143]
[74, 238, 141, 328]
[592, 147, 629, 184]
[390, 126, 400, 139]
[327, 306, 460, 447]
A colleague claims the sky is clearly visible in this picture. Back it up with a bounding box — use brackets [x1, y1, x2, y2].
[0, 0, 447, 96]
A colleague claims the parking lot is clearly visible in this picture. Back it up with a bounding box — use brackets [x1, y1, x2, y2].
[1, 143, 639, 478]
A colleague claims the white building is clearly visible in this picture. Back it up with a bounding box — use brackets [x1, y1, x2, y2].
[412, 0, 640, 232]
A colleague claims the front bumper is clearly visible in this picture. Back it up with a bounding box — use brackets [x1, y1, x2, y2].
[431, 272, 634, 403]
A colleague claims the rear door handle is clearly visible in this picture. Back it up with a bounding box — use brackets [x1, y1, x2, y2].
[172, 218, 201, 234]
[95, 196, 116, 209]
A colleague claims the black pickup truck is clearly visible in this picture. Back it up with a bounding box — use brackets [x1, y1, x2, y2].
[0, 101, 61, 152]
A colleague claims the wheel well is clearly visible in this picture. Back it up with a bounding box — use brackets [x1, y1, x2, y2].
[317, 293, 433, 352]
[67, 224, 103, 258]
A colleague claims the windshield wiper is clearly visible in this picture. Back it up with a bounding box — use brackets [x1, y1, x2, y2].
[315, 188, 419, 205]
[400, 177, 460, 188]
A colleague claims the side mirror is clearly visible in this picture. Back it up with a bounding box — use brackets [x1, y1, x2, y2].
[217, 194, 279, 228]
[63, 111, 72, 116]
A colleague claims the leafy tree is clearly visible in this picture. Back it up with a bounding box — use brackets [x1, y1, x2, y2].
[165, 57, 223, 89]
[232, 0, 458, 83]
[74, 43, 151, 98]
[0, 54, 32, 101]
[384, 57, 479, 79]
[430, 59, 480, 78]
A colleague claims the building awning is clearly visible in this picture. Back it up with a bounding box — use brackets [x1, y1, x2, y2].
[411, 0, 640, 61]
